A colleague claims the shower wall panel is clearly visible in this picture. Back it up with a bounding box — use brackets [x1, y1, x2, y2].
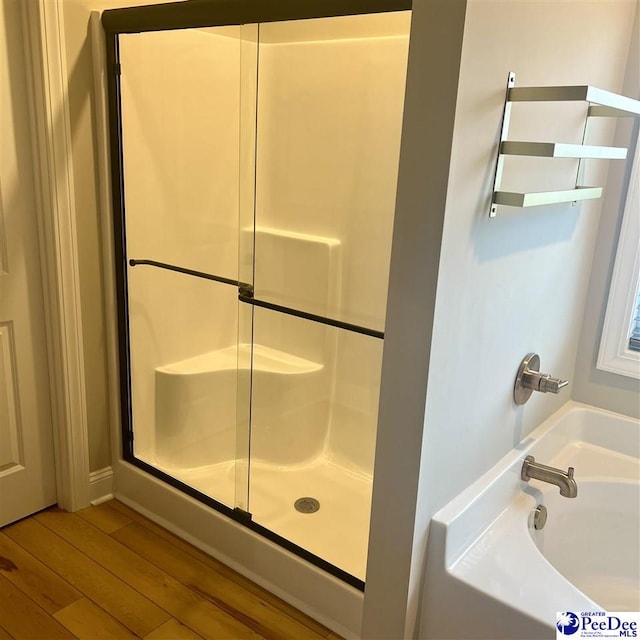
[254, 15, 410, 476]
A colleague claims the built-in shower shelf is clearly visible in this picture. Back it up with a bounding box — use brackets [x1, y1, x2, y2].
[490, 73, 640, 217]
[493, 187, 602, 208]
[500, 142, 627, 160]
[157, 344, 322, 376]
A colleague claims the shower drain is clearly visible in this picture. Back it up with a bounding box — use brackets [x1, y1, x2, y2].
[294, 497, 320, 514]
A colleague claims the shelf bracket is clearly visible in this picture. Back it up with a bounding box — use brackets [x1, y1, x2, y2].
[490, 71, 516, 217]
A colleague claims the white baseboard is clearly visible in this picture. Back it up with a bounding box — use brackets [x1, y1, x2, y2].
[89, 466, 114, 505]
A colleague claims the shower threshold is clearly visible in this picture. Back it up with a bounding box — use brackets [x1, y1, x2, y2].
[141, 454, 372, 581]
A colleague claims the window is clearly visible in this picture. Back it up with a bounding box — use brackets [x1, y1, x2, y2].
[598, 140, 640, 379]
[630, 288, 640, 352]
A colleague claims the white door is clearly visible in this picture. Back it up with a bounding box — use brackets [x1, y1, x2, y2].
[0, 0, 57, 526]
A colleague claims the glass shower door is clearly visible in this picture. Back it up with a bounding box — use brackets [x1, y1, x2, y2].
[118, 24, 258, 511]
[109, 5, 410, 585]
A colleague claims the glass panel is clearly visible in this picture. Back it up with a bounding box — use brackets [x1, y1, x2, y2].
[128, 267, 239, 507]
[247, 11, 410, 580]
[248, 308, 383, 580]
[253, 12, 411, 333]
[120, 26, 243, 279]
[120, 26, 250, 509]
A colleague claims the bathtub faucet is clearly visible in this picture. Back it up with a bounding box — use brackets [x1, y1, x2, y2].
[521, 455, 578, 498]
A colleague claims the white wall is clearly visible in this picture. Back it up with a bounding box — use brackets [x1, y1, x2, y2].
[420, 0, 634, 519]
[364, 1, 638, 638]
[415, 1, 637, 637]
[363, 1, 467, 636]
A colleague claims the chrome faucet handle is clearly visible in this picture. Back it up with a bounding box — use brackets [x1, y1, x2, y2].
[538, 375, 569, 394]
[514, 353, 569, 405]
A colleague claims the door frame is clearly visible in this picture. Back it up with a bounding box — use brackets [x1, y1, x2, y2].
[21, 0, 91, 512]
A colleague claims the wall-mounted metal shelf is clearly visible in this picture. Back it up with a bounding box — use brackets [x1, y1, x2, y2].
[508, 85, 640, 115]
[493, 187, 603, 208]
[490, 72, 640, 217]
[500, 142, 627, 160]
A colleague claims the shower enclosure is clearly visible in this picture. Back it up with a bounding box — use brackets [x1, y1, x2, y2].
[103, 0, 410, 587]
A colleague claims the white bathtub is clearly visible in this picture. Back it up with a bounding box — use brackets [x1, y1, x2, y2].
[421, 402, 640, 640]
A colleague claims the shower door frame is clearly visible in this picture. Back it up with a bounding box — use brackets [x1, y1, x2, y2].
[103, 0, 409, 590]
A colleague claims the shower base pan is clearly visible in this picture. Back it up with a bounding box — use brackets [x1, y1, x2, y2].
[113, 457, 365, 638]
[139, 454, 372, 580]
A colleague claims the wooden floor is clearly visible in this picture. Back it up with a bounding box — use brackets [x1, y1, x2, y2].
[0, 500, 344, 640]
